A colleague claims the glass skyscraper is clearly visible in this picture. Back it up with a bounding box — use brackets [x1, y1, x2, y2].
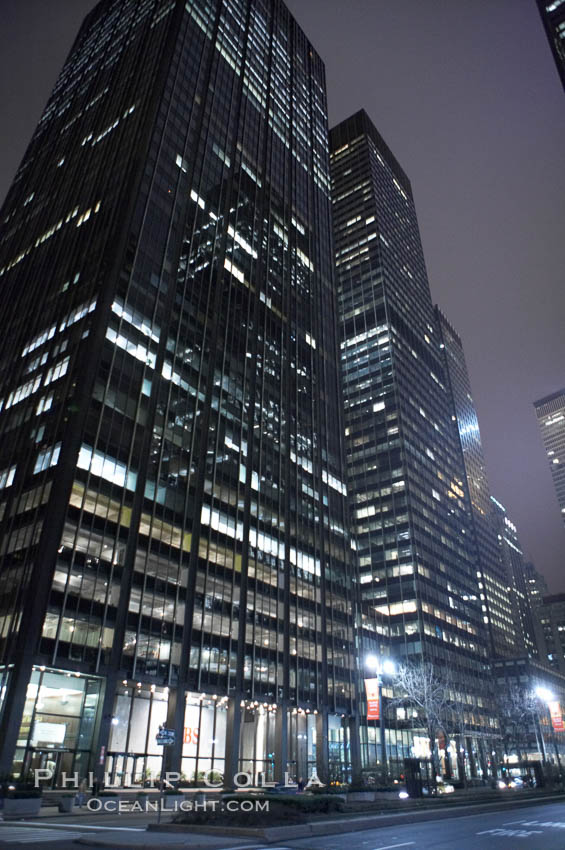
[537, 0, 565, 91]
[534, 388, 565, 527]
[330, 110, 494, 775]
[436, 309, 517, 658]
[537, 593, 565, 674]
[0, 0, 355, 787]
[488, 496, 538, 660]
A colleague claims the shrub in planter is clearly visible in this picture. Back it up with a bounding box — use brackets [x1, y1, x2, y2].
[0, 774, 16, 793]
[347, 782, 368, 792]
[4, 789, 42, 818]
[230, 798, 309, 824]
[309, 784, 348, 797]
[0, 774, 15, 808]
[347, 790, 377, 802]
[6, 790, 41, 798]
[190, 770, 223, 786]
[175, 792, 345, 825]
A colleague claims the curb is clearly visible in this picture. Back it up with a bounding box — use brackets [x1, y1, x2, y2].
[145, 792, 565, 843]
[73, 842, 207, 849]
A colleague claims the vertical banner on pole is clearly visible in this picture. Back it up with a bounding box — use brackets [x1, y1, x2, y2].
[365, 678, 380, 720]
[549, 701, 564, 731]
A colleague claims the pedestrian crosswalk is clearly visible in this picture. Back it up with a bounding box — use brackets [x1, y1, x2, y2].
[0, 825, 81, 844]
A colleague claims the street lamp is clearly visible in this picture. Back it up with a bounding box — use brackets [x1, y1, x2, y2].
[535, 686, 554, 703]
[365, 656, 396, 776]
[535, 686, 563, 779]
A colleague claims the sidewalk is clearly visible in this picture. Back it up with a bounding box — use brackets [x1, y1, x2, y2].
[0, 821, 252, 850]
[74, 831, 254, 849]
[3, 790, 561, 848]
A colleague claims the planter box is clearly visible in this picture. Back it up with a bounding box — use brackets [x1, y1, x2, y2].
[3, 796, 42, 818]
[348, 791, 376, 802]
[58, 796, 75, 813]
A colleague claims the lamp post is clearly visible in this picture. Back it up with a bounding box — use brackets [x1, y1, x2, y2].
[366, 656, 395, 776]
[535, 687, 563, 780]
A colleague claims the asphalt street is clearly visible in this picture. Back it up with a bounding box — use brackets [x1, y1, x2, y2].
[1, 800, 565, 849]
[282, 801, 565, 850]
[0, 822, 146, 848]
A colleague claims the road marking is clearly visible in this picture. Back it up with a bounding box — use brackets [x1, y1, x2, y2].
[372, 844, 415, 850]
[0, 827, 81, 843]
[15, 821, 145, 831]
[477, 828, 543, 838]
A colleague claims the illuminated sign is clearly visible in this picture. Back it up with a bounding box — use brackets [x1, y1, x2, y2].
[550, 701, 564, 731]
[365, 678, 380, 721]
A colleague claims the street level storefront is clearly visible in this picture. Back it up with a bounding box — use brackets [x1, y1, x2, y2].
[12, 667, 102, 787]
[360, 719, 500, 782]
[11, 665, 512, 787]
[493, 657, 565, 772]
[106, 686, 352, 786]
[8, 669, 354, 786]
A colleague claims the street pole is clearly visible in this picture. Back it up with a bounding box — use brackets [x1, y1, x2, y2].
[157, 749, 164, 825]
[366, 656, 394, 781]
[378, 676, 387, 777]
[546, 707, 563, 780]
[535, 712, 548, 764]
[155, 725, 176, 825]
[531, 711, 545, 763]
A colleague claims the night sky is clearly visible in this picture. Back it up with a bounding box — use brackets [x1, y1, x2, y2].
[1, 0, 564, 589]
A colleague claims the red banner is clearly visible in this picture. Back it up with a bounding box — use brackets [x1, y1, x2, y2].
[549, 701, 564, 731]
[365, 678, 380, 721]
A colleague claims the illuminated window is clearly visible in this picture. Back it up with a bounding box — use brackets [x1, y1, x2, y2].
[0, 466, 16, 490]
[34, 444, 61, 474]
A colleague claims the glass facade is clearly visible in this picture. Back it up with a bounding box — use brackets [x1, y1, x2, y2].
[537, 0, 565, 91]
[436, 309, 517, 658]
[329, 110, 495, 773]
[13, 667, 102, 788]
[537, 594, 565, 674]
[534, 388, 565, 527]
[0, 0, 354, 784]
[487, 497, 540, 661]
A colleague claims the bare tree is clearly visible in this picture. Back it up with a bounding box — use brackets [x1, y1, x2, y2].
[393, 660, 451, 778]
[497, 686, 540, 764]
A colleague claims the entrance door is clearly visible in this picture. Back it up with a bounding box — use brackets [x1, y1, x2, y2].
[124, 754, 144, 786]
[106, 752, 124, 786]
[25, 750, 74, 788]
[106, 752, 145, 786]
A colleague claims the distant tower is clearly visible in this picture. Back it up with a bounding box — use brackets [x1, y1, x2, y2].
[436, 309, 517, 658]
[523, 560, 551, 660]
[536, 0, 565, 91]
[537, 593, 565, 674]
[534, 388, 565, 525]
[489, 497, 539, 659]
